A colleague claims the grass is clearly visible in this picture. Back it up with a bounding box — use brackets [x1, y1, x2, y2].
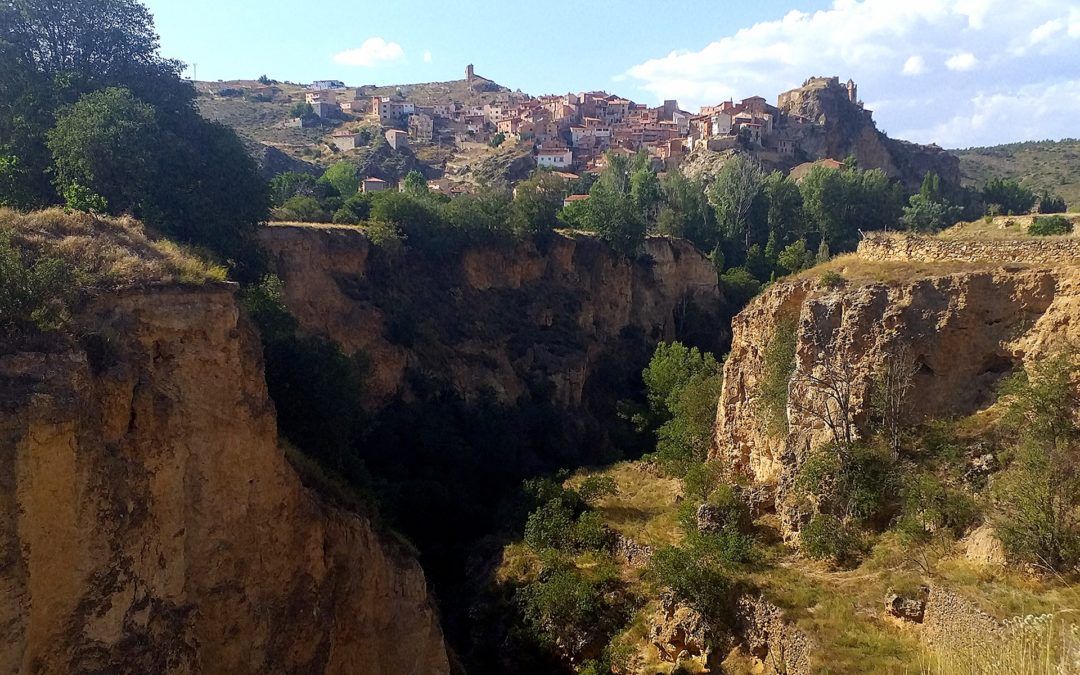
[567, 461, 685, 549]
[0, 208, 227, 287]
[793, 253, 1014, 287]
[939, 214, 1080, 240]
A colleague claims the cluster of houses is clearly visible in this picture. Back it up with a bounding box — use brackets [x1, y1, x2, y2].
[278, 70, 867, 192]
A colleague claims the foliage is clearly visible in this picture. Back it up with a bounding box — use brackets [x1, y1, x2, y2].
[322, 161, 360, 197]
[776, 239, 816, 274]
[578, 475, 618, 505]
[579, 172, 646, 257]
[289, 101, 314, 118]
[489, 132, 505, 147]
[509, 170, 565, 237]
[1037, 191, 1067, 214]
[401, 169, 428, 196]
[818, 270, 846, 289]
[274, 195, 330, 223]
[365, 219, 406, 251]
[241, 276, 368, 470]
[982, 177, 1036, 216]
[895, 472, 977, 544]
[1028, 215, 1073, 236]
[800, 514, 864, 565]
[0, 229, 74, 338]
[518, 558, 624, 659]
[758, 318, 798, 437]
[718, 267, 760, 305]
[707, 154, 764, 250]
[800, 164, 902, 252]
[645, 545, 732, 620]
[902, 192, 961, 232]
[800, 443, 898, 524]
[994, 351, 1080, 572]
[2, 2, 268, 278]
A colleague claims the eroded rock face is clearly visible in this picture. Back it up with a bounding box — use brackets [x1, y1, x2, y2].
[885, 587, 929, 623]
[259, 226, 723, 410]
[712, 267, 1080, 537]
[735, 596, 814, 675]
[0, 285, 448, 674]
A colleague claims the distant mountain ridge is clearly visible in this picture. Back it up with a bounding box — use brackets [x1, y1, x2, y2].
[953, 139, 1080, 210]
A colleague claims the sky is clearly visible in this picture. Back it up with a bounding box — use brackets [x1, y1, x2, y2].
[142, 0, 1080, 148]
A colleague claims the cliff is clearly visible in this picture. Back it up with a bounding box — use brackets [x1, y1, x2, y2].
[0, 282, 448, 673]
[712, 257, 1080, 535]
[778, 77, 959, 190]
[258, 225, 723, 410]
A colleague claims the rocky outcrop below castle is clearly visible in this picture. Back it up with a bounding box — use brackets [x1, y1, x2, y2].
[778, 77, 959, 190]
[712, 261, 1080, 536]
[0, 284, 448, 674]
[258, 225, 723, 410]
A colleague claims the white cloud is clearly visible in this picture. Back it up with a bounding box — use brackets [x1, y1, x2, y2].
[332, 37, 405, 68]
[944, 52, 978, 70]
[423, 50, 433, 64]
[902, 55, 926, 75]
[622, 0, 1079, 146]
[901, 79, 1080, 147]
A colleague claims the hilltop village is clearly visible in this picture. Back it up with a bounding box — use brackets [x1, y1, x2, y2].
[199, 67, 956, 194]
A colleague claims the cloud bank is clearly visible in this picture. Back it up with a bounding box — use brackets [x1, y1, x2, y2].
[624, 0, 1080, 147]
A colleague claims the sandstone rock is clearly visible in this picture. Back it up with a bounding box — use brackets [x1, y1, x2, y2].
[885, 587, 929, 623]
[712, 265, 1080, 539]
[0, 285, 448, 674]
[735, 596, 815, 675]
[259, 226, 722, 412]
[651, 597, 712, 664]
[962, 523, 1007, 567]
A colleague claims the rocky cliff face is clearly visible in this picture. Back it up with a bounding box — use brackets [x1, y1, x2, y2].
[259, 226, 722, 410]
[712, 265, 1080, 535]
[779, 79, 959, 190]
[0, 284, 448, 674]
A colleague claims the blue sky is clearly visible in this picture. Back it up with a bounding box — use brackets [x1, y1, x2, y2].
[144, 0, 1080, 148]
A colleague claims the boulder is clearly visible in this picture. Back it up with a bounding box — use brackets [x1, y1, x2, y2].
[884, 587, 929, 623]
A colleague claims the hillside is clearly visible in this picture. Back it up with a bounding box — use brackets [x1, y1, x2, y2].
[954, 139, 1080, 210]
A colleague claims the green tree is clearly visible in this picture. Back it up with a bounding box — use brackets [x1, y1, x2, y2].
[510, 170, 565, 237]
[289, 101, 314, 118]
[708, 154, 765, 250]
[763, 171, 806, 248]
[982, 178, 1036, 215]
[47, 87, 158, 214]
[581, 178, 645, 257]
[630, 164, 662, 224]
[776, 239, 816, 274]
[401, 169, 428, 196]
[994, 351, 1080, 572]
[322, 161, 360, 197]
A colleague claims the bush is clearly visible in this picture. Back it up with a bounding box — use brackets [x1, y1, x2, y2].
[518, 556, 624, 658]
[758, 318, 798, 437]
[524, 499, 577, 551]
[646, 546, 731, 619]
[719, 266, 761, 305]
[800, 514, 863, 565]
[895, 472, 978, 543]
[578, 475, 618, 505]
[818, 270, 846, 289]
[993, 351, 1080, 572]
[573, 511, 614, 551]
[0, 230, 75, 338]
[1028, 215, 1073, 236]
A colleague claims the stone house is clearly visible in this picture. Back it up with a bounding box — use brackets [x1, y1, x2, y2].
[385, 129, 409, 150]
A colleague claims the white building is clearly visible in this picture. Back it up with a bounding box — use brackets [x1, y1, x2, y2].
[537, 147, 573, 168]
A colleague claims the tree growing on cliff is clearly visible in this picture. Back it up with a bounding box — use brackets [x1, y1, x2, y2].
[3, 0, 269, 278]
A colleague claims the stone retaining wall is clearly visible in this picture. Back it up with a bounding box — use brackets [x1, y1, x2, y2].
[857, 233, 1080, 265]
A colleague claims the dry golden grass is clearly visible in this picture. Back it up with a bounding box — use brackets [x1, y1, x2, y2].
[0, 208, 226, 287]
[940, 215, 1080, 240]
[567, 461, 685, 549]
[793, 253, 1015, 287]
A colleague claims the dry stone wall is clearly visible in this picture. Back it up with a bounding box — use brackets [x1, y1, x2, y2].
[858, 233, 1080, 265]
